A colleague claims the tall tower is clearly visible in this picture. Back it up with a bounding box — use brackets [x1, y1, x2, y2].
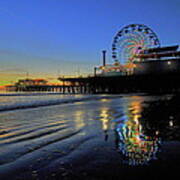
[102, 50, 106, 66]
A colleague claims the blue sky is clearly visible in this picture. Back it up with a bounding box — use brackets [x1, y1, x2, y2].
[0, 0, 179, 84]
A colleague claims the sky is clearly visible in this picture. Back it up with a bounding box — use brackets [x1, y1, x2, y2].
[0, 0, 180, 85]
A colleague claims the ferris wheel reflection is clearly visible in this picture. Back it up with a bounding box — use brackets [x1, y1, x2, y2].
[115, 98, 161, 166]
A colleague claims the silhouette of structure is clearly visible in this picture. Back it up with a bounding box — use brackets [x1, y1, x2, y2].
[8, 24, 180, 93]
[59, 24, 180, 94]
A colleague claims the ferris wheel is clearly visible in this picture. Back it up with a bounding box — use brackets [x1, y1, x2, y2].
[112, 24, 161, 65]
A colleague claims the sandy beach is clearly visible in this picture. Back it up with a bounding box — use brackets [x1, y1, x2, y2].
[0, 94, 180, 179]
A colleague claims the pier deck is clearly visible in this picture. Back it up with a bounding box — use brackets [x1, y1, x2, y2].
[59, 72, 180, 94]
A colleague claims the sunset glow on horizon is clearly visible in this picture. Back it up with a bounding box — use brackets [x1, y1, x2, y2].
[0, 0, 180, 86]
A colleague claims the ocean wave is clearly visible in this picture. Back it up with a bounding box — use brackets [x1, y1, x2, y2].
[0, 92, 63, 96]
[0, 95, 122, 112]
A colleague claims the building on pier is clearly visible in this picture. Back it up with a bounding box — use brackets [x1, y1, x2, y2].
[59, 24, 180, 94]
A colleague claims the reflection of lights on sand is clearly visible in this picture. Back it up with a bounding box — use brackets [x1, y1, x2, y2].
[130, 101, 142, 114]
[75, 101, 84, 105]
[167, 61, 172, 65]
[169, 120, 173, 127]
[74, 111, 85, 129]
[116, 98, 160, 166]
[169, 116, 174, 127]
[100, 98, 109, 102]
[100, 109, 110, 131]
[155, 131, 159, 135]
[134, 114, 141, 124]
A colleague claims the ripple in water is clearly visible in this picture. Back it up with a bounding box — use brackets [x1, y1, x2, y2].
[113, 97, 161, 166]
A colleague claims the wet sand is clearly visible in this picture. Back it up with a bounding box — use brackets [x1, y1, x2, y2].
[1, 136, 180, 180]
[0, 94, 180, 179]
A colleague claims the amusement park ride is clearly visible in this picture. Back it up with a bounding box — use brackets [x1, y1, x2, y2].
[57, 24, 180, 93]
[10, 24, 180, 93]
[96, 24, 180, 76]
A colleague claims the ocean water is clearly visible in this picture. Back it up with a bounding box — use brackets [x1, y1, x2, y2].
[0, 93, 180, 179]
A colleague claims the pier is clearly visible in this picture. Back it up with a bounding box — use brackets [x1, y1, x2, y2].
[6, 69, 180, 94]
[6, 84, 92, 94]
[5, 25, 180, 95]
[59, 72, 180, 94]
